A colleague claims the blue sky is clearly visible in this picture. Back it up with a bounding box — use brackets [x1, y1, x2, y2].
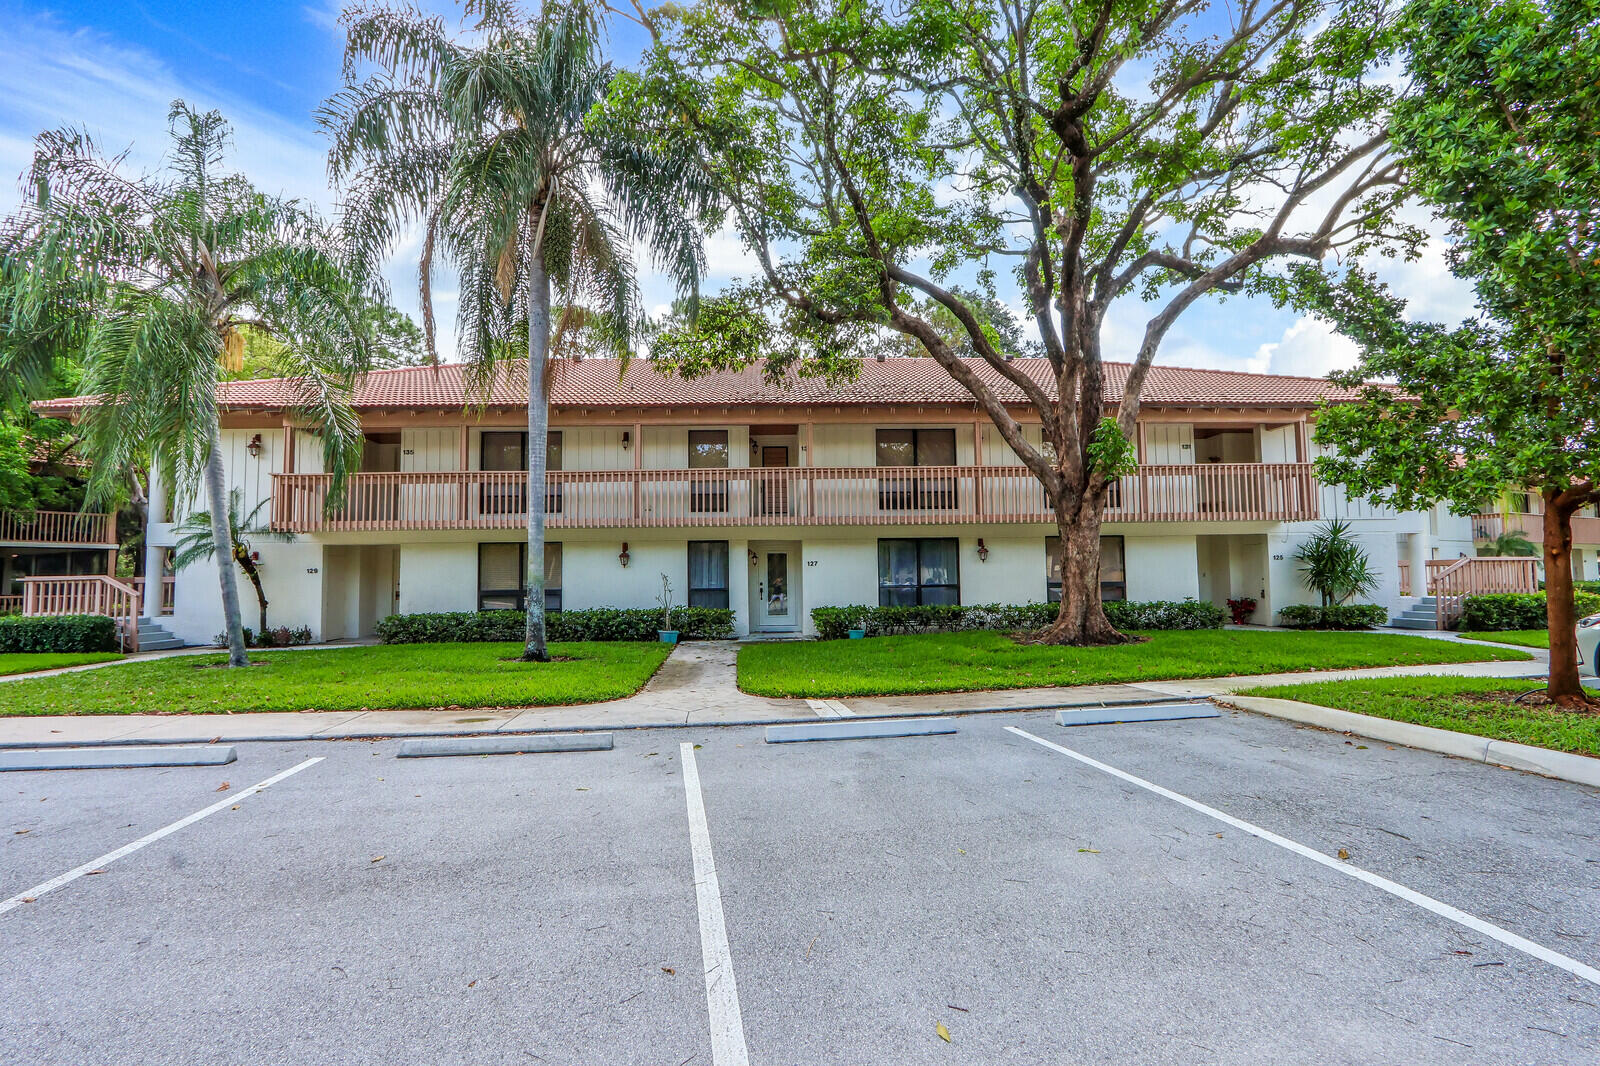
[0, 1, 1475, 375]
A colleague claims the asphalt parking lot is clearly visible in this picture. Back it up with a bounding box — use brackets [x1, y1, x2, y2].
[3, 708, 1598, 1065]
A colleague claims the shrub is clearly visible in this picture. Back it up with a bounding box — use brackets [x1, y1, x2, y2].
[1277, 603, 1388, 630]
[212, 625, 315, 649]
[375, 607, 735, 644]
[1459, 591, 1600, 631]
[809, 600, 1225, 640]
[0, 613, 120, 653]
[1226, 597, 1258, 625]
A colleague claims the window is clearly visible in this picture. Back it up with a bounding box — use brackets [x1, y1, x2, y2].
[688, 541, 730, 608]
[1046, 535, 1126, 603]
[689, 430, 729, 513]
[479, 431, 562, 516]
[876, 428, 957, 510]
[878, 538, 959, 606]
[477, 542, 562, 613]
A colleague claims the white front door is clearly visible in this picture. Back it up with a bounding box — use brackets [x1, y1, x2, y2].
[757, 549, 795, 630]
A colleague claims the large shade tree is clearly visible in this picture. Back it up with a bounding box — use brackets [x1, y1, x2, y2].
[1302, 0, 1600, 707]
[0, 103, 376, 666]
[324, 0, 713, 661]
[626, 0, 1418, 644]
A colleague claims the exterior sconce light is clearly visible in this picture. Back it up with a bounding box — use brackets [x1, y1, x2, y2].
[750, 438, 760, 458]
[619, 542, 631, 568]
[976, 538, 989, 562]
[622, 430, 631, 450]
[748, 548, 759, 567]
[246, 433, 263, 458]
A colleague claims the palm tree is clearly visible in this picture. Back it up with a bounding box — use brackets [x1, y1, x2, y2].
[1480, 529, 1538, 558]
[323, 0, 711, 661]
[172, 488, 294, 637]
[0, 103, 376, 666]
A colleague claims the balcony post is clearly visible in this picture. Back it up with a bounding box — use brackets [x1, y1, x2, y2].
[972, 420, 984, 519]
[142, 457, 167, 617]
[458, 428, 470, 524]
[632, 421, 643, 521]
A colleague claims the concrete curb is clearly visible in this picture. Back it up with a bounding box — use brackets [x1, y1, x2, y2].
[0, 693, 1188, 750]
[1219, 695, 1600, 789]
[397, 733, 613, 758]
[0, 745, 238, 771]
[766, 718, 957, 743]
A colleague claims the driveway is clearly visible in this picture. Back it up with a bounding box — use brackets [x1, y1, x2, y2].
[2, 708, 1596, 1064]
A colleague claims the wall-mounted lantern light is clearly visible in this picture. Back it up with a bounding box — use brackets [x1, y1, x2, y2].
[750, 438, 760, 458]
[976, 538, 989, 563]
[622, 430, 631, 450]
[748, 548, 759, 567]
[246, 433, 263, 458]
[619, 542, 631, 568]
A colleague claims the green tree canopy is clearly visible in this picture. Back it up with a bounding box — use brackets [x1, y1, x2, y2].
[1302, 0, 1600, 705]
[626, 0, 1417, 644]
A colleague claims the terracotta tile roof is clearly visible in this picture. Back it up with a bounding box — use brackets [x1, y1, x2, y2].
[34, 356, 1370, 415]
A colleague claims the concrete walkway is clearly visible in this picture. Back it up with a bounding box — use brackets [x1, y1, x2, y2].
[0, 635, 1555, 749]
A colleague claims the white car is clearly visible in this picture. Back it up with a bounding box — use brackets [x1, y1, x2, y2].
[1580, 613, 1600, 678]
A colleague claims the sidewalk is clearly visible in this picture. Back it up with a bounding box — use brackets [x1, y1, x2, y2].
[0, 636, 1556, 749]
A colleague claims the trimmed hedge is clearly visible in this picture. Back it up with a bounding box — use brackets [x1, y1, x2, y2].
[809, 600, 1226, 640]
[213, 625, 314, 649]
[1459, 591, 1600, 632]
[1277, 604, 1389, 630]
[0, 613, 120, 653]
[376, 607, 735, 644]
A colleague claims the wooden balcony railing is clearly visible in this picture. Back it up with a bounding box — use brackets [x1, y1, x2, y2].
[130, 575, 177, 616]
[1430, 557, 1540, 629]
[270, 462, 1320, 533]
[0, 509, 117, 546]
[1473, 511, 1600, 546]
[0, 595, 21, 614]
[21, 575, 140, 651]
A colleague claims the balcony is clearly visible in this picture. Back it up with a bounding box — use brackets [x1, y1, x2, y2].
[1473, 511, 1600, 547]
[0, 510, 118, 547]
[270, 463, 1319, 533]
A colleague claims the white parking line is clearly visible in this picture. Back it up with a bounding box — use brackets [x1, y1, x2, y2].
[805, 699, 840, 719]
[0, 757, 323, 917]
[679, 742, 750, 1066]
[1005, 726, 1600, 988]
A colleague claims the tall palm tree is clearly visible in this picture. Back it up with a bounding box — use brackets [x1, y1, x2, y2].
[172, 488, 294, 638]
[323, 0, 711, 661]
[0, 103, 376, 666]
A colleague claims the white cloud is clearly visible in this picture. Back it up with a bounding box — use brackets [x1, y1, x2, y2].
[1251, 315, 1361, 378]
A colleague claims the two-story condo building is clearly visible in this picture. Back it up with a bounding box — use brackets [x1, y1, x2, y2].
[41, 356, 1580, 648]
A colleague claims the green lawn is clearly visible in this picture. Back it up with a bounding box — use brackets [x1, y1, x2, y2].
[0, 652, 125, 677]
[736, 630, 1533, 698]
[0, 642, 671, 715]
[1455, 630, 1550, 649]
[1241, 675, 1599, 758]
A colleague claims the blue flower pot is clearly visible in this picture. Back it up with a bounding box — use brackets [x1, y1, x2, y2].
[658, 630, 679, 644]
[848, 629, 866, 640]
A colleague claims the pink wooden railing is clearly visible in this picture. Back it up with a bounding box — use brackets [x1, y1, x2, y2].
[1473, 512, 1600, 546]
[0, 595, 21, 614]
[1430, 557, 1540, 629]
[130, 575, 176, 616]
[269, 462, 1320, 533]
[1398, 560, 1411, 597]
[0, 510, 116, 545]
[21, 575, 140, 651]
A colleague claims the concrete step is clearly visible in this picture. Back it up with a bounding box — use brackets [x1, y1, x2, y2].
[133, 618, 184, 651]
[1389, 617, 1439, 630]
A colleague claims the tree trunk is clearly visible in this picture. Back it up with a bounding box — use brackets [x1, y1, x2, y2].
[238, 549, 269, 636]
[1542, 498, 1591, 707]
[1034, 491, 1130, 645]
[522, 249, 551, 663]
[204, 419, 250, 667]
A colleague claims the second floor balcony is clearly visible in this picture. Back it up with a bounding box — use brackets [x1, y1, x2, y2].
[1473, 510, 1600, 547]
[0, 509, 118, 547]
[269, 462, 1319, 533]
